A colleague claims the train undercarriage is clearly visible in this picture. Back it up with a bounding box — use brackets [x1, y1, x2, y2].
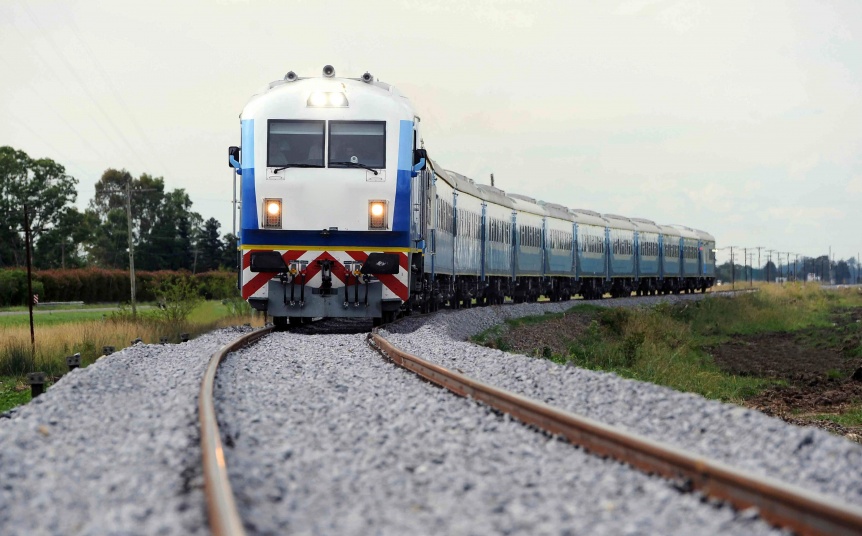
[406, 271, 715, 316]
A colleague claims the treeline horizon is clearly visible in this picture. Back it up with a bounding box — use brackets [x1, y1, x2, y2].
[1, 146, 235, 272]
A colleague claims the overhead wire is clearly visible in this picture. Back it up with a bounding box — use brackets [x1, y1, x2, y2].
[18, 1, 154, 175]
[0, 55, 111, 165]
[56, 3, 174, 180]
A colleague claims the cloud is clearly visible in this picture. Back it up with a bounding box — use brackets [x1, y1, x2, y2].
[765, 206, 845, 223]
[846, 176, 862, 194]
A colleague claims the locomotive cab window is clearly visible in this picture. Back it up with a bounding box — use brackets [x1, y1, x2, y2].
[268, 120, 324, 168]
[329, 121, 385, 169]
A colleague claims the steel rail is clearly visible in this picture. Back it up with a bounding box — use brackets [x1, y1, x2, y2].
[200, 326, 274, 536]
[369, 332, 862, 536]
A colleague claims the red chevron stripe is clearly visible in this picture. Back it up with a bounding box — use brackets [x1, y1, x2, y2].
[242, 250, 409, 302]
[241, 250, 308, 299]
[345, 251, 410, 301]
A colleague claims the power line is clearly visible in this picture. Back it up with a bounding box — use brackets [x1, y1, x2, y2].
[18, 2, 154, 174]
[0, 55, 112, 164]
[3, 15, 132, 167]
[57, 4, 173, 180]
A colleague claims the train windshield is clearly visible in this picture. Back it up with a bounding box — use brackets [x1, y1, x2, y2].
[329, 121, 385, 169]
[267, 120, 324, 167]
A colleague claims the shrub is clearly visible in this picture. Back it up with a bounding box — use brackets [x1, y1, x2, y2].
[154, 276, 202, 325]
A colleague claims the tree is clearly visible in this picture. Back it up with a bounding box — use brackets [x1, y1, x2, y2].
[136, 188, 201, 270]
[34, 207, 98, 269]
[0, 146, 78, 267]
[835, 260, 850, 284]
[88, 208, 130, 268]
[195, 218, 223, 272]
[221, 233, 238, 269]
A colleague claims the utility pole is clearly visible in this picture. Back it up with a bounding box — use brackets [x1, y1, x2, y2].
[749, 253, 754, 288]
[743, 248, 748, 283]
[755, 246, 763, 282]
[102, 183, 158, 319]
[766, 250, 775, 282]
[730, 246, 736, 290]
[24, 203, 35, 356]
[125, 179, 137, 320]
[490, 173, 495, 187]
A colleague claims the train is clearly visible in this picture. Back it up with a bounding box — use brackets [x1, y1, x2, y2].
[229, 66, 716, 327]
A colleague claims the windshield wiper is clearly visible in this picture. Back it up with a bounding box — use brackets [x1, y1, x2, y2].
[330, 161, 379, 175]
[272, 163, 321, 173]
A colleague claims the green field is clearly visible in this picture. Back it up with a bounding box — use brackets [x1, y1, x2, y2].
[0, 299, 261, 413]
[473, 284, 862, 434]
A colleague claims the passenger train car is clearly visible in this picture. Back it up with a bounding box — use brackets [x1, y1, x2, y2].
[229, 66, 716, 326]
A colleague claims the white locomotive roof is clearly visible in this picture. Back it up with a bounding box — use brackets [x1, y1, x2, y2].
[509, 193, 548, 217]
[538, 201, 575, 222]
[602, 213, 637, 231]
[242, 71, 415, 122]
[667, 224, 700, 240]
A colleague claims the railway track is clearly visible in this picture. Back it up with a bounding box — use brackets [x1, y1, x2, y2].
[200, 303, 862, 536]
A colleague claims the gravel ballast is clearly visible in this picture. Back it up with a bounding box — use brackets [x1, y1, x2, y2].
[215, 330, 780, 535]
[0, 327, 253, 535]
[380, 293, 862, 508]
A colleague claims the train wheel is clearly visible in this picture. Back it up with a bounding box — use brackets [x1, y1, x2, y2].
[289, 316, 303, 325]
[273, 316, 288, 331]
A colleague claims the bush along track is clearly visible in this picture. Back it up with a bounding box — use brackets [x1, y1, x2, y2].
[472, 284, 862, 442]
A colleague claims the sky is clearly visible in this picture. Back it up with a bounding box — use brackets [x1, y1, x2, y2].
[1, 0, 860, 267]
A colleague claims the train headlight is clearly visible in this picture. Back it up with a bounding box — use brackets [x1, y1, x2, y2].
[307, 91, 349, 107]
[368, 200, 388, 230]
[264, 198, 282, 228]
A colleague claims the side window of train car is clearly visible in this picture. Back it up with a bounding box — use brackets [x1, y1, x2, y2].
[329, 121, 385, 169]
[268, 120, 324, 167]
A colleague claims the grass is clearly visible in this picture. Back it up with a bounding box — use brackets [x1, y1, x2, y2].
[0, 299, 264, 413]
[473, 283, 862, 404]
[0, 376, 30, 413]
[812, 408, 862, 428]
[0, 302, 134, 313]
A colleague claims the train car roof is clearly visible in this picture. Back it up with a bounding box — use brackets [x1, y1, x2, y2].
[629, 218, 663, 234]
[428, 160, 483, 198]
[602, 213, 637, 231]
[694, 228, 716, 242]
[509, 193, 548, 217]
[538, 201, 575, 222]
[667, 224, 699, 239]
[571, 208, 602, 217]
[475, 184, 515, 208]
[658, 224, 683, 238]
[569, 209, 608, 227]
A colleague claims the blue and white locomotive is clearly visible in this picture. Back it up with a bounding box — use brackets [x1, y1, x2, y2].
[229, 66, 716, 326]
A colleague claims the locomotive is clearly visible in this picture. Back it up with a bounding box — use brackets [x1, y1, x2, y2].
[229, 66, 716, 327]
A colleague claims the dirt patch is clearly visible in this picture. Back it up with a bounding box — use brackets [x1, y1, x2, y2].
[484, 306, 862, 443]
[488, 312, 595, 357]
[707, 311, 862, 443]
[709, 331, 856, 380]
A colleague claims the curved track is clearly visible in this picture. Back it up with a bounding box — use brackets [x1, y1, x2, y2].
[199, 326, 274, 536]
[199, 306, 862, 536]
[367, 332, 862, 536]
